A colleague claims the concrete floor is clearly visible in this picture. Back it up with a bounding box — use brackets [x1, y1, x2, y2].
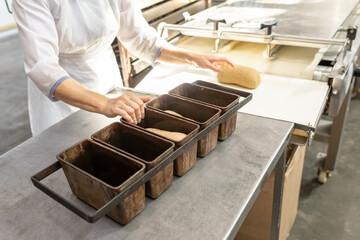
[0, 34, 31, 154]
[0, 34, 359, 239]
[288, 95, 360, 240]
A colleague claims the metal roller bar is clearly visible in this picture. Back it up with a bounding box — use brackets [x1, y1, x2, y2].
[272, 34, 347, 46]
[158, 23, 216, 36]
[159, 23, 347, 48]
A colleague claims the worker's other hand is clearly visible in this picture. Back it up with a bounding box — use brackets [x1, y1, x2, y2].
[103, 93, 151, 124]
[191, 54, 234, 72]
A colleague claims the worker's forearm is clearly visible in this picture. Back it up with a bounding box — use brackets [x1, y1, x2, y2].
[53, 78, 151, 124]
[157, 45, 195, 65]
[53, 78, 107, 114]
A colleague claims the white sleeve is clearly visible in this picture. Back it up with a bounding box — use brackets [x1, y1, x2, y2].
[12, 0, 70, 101]
[117, 0, 169, 64]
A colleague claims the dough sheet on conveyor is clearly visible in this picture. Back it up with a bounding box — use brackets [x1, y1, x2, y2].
[175, 37, 327, 80]
[135, 63, 329, 129]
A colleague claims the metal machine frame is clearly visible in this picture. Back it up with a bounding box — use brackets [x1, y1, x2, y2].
[153, 0, 360, 183]
[113, 0, 212, 88]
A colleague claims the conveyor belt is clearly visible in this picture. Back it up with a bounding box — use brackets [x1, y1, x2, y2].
[175, 37, 327, 80]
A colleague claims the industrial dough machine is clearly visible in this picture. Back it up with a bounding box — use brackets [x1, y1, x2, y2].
[133, 0, 360, 183]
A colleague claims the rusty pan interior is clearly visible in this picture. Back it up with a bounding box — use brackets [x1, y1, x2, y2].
[146, 94, 221, 129]
[168, 83, 240, 113]
[192, 80, 246, 97]
[57, 139, 145, 190]
[91, 122, 174, 168]
[122, 108, 199, 147]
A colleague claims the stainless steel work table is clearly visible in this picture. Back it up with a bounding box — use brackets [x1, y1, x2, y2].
[0, 110, 293, 240]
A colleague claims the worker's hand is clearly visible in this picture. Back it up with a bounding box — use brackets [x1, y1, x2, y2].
[190, 53, 234, 72]
[157, 46, 234, 72]
[103, 93, 151, 124]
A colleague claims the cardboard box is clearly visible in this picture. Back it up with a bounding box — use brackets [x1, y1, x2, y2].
[235, 145, 306, 240]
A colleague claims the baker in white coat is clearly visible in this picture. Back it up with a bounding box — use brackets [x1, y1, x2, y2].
[13, 0, 233, 136]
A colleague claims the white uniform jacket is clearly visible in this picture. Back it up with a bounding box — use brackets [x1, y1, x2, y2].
[12, 0, 168, 135]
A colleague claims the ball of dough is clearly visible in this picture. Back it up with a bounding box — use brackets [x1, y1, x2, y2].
[164, 110, 184, 117]
[217, 65, 261, 89]
[146, 128, 187, 142]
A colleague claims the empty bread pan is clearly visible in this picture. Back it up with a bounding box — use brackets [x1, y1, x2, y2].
[122, 108, 200, 176]
[169, 83, 240, 140]
[146, 94, 221, 157]
[92, 122, 175, 199]
[57, 139, 146, 225]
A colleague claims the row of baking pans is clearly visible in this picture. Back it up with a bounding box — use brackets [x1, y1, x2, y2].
[31, 80, 252, 225]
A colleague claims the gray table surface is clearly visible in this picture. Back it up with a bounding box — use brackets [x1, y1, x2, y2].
[0, 110, 293, 240]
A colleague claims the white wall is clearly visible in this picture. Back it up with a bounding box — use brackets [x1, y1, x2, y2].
[0, 0, 15, 29]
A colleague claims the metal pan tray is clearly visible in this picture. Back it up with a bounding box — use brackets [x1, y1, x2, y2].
[30, 100, 250, 224]
[121, 107, 200, 176]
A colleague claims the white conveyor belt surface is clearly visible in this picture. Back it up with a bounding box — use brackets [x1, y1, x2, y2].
[135, 63, 329, 130]
[175, 37, 327, 80]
